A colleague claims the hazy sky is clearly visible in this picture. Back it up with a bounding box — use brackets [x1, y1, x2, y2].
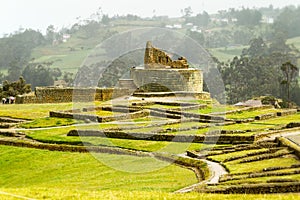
[1, 0, 300, 35]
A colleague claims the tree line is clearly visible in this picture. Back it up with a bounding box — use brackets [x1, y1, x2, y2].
[212, 36, 300, 106]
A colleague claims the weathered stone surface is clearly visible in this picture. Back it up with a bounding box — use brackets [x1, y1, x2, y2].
[67, 129, 255, 144]
[144, 41, 188, 69]
[16, 87, 130, 104]
[277, 109, 297, 117]
[131, 68, 203, 93]
[129, 41, 205, 97]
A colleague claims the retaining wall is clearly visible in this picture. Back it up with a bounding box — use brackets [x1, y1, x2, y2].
[49, 110, 149, 123]
[277, 137, 300, 159]
[131, 68, 203, 93]
[202, 182, 300, 194]
[67, 130, 255, 144]
[16, 87, 129, 104]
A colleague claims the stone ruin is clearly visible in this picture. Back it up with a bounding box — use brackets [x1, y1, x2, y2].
[17, 41, 209, 104]
[127, 41, 210, 99]
[144, 41, 189, 69]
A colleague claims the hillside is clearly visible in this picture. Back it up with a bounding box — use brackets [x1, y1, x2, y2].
[29, 22, 300, 76]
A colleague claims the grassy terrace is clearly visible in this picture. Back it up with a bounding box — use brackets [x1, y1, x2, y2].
[225, 157, 300, 174]
[0, 145, 197, 193]
[1, 189, 299, 200]
[1, 100, 300, 198]
[0, 103, 74, 119]
[208, 145, 300, 175]
[226, 109, 283, 119]
[205, 142, 300, 190]
[220, 174, 300, 185]
[0, 102, 106, 120]
[19, 117, 81, 128]
[25, 126, 224, 153]
[186, 104, 236, 114]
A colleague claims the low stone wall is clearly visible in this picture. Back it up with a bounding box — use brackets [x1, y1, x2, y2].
[255, 113, 277, 120]
[277, 137, 300, 159]
[148, 107, 226, 122]
[201, 182, 300, 194]
[286, 122, 300, 128]
[50, 110, 149, 123]
[277, 109, 297, 116]
[67, 130, 255, 144]
[212, 105, 274, 116]
[16, 87, 129, 104]
[0, 117, 27, 123]
[133, 91, 211, 100]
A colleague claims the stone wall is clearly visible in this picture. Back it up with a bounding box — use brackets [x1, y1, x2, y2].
[68, 130, 255, 144]
[144, 41, 188, 69]
[277, 137, 300, 159]
[202, 182, 300, 194]
[49, 110, 149, 123]
[16, 87, 129, 104]
[131, 68, 203, 92]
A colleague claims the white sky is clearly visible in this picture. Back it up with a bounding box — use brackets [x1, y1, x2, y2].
[1, 0, 300, 35]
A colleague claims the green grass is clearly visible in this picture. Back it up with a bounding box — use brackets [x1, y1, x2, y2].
[256, 112, 300, 125]
[208, 46, 245, 63]
[287, 36, 300, 51]
[1, 188, 299, 200]
[31, 48, 91, 74]
[220, 174, 300, 185]
[208, 149, 269, 163]
[226, 157, 300, 174]
[162, 122, 208, 129]
[226, 109, 280, 119]
[0, 101, 110, 120]
[0, 145, 197, 192]
[24, 126, 221, 153]
[0, 103, 74, 119]
[188, 105, 236, 115]
[19, 117, 82, 128]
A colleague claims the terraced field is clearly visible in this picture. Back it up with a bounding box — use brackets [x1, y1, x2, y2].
[0, 97, 300, 199]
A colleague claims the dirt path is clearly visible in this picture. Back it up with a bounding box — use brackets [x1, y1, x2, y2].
[174, 153, 228, 193]
[202, 159, 228, 185]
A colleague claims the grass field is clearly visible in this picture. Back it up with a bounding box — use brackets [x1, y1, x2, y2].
[0, 103, 74, 119]
[1, 100, 300, 198]
[1, 188, 299, 200]
[208, 46, 245, 63]
[0, 145, 197, 191]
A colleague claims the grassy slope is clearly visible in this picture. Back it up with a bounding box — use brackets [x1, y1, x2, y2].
[0, 144, 298, 199]
[208, 46, 245, 63]
[1, 189, 299, 200]
[0, 103, 73, 119]
[30, 20, 163, 76]
[0, 145, 197, 192]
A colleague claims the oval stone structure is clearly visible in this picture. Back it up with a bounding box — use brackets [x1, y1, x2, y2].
[130, 41, 204, 94]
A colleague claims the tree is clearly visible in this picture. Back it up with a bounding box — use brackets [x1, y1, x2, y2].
[187, 30, 205, 45]
[280, 62, 299, 104]
[220, 37, 299, 104]
[182, 7, 193, 18]
[0, 29, 45, 77]
[6, 60, 23, 81]
[22, 63, 62, 89]
[63, 72, 74, 86]
[194, 11, 210, 27]
[46, 25, 55, 43]
[273, 7, 300, 38]
[101, 14, 110, 25]
[234, 8, 262, 26]
[0, 76, 31, 98]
